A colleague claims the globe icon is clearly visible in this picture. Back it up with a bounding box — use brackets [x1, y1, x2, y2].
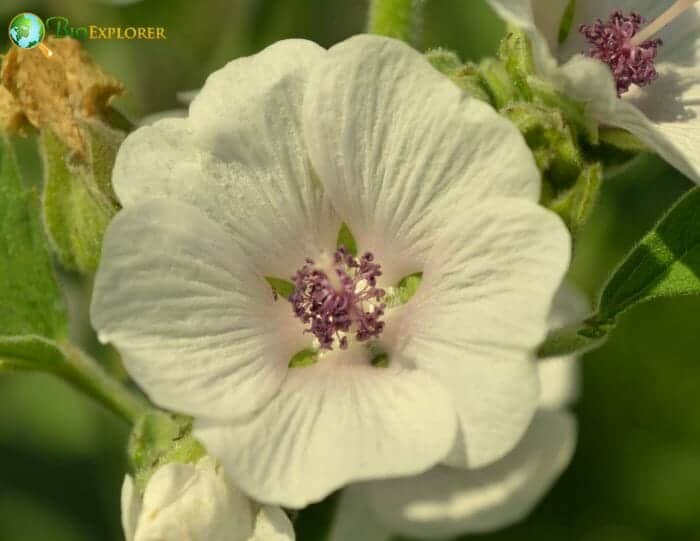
[8, 13, 46, 50]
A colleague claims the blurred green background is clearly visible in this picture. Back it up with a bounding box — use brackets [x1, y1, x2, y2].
[1, 1, 699, 540]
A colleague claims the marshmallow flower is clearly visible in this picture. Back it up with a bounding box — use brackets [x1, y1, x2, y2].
[329, 286, 584, 541]
[488, 0, 700, 182]
[122, 457, 294, 541]
[91, 35, 570, 507]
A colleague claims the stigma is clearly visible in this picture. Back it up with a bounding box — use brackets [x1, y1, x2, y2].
[290, 247, 386, 350]
[579, 11, 662, 96]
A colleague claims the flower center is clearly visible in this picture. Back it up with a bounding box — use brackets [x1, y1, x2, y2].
[289, 247, 386, 350]
[579, 11, 663, 96]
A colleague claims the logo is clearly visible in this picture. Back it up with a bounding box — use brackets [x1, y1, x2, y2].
[8, 12, 166, 53]
[8, 12, 53, 57]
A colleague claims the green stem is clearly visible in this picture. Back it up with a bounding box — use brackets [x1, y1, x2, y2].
[367, 0, 423, 43]
[57, 342, 152, 423]
[537, 317, 611, 358]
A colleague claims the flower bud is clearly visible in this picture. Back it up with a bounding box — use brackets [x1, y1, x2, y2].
[122, 456, 294, 541]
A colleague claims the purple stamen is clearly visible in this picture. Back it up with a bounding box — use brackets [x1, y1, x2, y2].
[290, 247, 386, 350]
[579, 10, 663, 96]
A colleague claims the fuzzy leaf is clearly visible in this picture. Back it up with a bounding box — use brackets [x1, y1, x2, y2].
[0, 137, 67, 340]
[41, 121, 122, 274]
[598, 187, 700, 320]
[0, 336, 67, 372]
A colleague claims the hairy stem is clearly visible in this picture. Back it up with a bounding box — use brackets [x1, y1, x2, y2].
[367, 0, 423, 44]
[58, 342, 152, 423]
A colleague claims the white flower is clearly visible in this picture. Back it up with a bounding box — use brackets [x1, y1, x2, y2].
[91, 35, 570, 507]
[487, 0, 700, 182]
[122, 457, 294, 541]
[328, 285, 584, 541]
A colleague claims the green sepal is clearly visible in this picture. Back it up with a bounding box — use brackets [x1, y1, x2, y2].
[0, 136, 67, 340]
[385, 272, 423, 307]
[425, 49, 490, 102]
[41, 120, 123, 274]
[128, 411, 206, 492]
[266, 277, 296, 300]
[478, 58, 518, 110]
[396, 272, 422, 304]
[558, 0, 577, 44]
[425, 47, 462, 74]
[502, 102, 583, 188]
[598, 126, 649, 154]
[527, 76, 599, 145]
[498, 27, 535, 101]
[289, 348, 319, 368]
[597, 186, 700, 321]
[336, 222, 358, 256]
[549, 162, 602, 236]
[370, 353, 389, 368]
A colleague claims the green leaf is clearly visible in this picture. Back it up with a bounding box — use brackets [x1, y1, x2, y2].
[0, 336, 67, 372]
[598, 187, 700, 321]
[336, 222, 358, 256]
[537, 318, 609, 359]
[558, 0, 577, 44]
[0, 137, 67, 339]
[41, 121, 123, 274]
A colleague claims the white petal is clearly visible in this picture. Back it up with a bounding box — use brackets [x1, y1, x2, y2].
[91, 199, 303, 421]
[113, 40, 339, 277]
[328, 487, 391, 541]
[539, 284, 588, 409]
[303, 34, 540, 284]
[365, 411, 576, 538]
[195, 353, 457, 508]
[401, 198, 570, 468]
[554, 55, 700, 182]
[251, 506, 296, 541]
[177, 89, 199, 105]
[133, 457, 253, 541]
[138, 109, 187, 127]
[121, 476, 140, 541]
[538, 356, 579, 410]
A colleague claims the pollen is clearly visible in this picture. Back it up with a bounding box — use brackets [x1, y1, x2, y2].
[290, 247, 386, 350]
[579, 11, 662, 96]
